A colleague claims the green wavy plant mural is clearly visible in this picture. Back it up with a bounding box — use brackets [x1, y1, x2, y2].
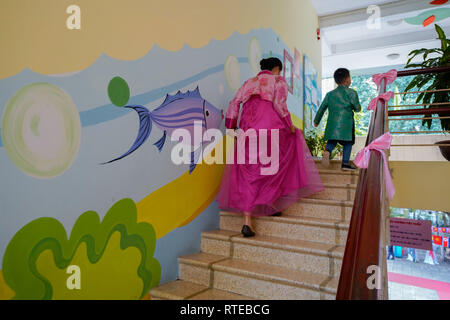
[2, 198, 161, 300]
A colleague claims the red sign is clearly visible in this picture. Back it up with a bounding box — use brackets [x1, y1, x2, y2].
[433, 235, 443, 245]
[443, 237, 449, 248]
[390, 218, 432, 250]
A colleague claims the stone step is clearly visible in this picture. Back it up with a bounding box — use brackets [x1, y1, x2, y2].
[178, 252, 229, 287]
[285, 198, 353, 221]
[177, 252, 338, 300]
[201, 230, 241, 257]
[150, 279, 209, 300]
[212, 258, 338, 300]
[189, 288, 254, 300]
[201, 230, 344, 277]
[318, 169, 359, 185]
[314, 159, 344, 170]
[219, 212, 349, 246]
[307, 183, 356, 202]
[149, 279, 253, 300]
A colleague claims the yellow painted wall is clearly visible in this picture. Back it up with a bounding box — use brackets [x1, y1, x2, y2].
[390, 161, 450, 212]
[0, 0, 321, 79]
[0, 0, 321, 298]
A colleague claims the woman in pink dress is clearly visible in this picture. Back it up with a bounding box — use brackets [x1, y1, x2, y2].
[217, 57, 323, 237]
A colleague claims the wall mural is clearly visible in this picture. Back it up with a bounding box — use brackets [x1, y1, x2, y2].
[1, 83, 81, 179]
[2, 199, 160, 300]
[402, 0, 450, 27]
[104, 78, 223, 173]
[303, 54, 321, 130]
[0, 28, 305, 299]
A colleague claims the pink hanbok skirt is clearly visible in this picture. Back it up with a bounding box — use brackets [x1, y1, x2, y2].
[217, 95, 324, 216]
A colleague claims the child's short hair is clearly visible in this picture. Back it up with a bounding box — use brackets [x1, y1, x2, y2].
[334, 68, 350, 85]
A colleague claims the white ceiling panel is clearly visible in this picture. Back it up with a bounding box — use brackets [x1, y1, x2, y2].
[311, 0, 396, 16]
[315, 0, 450, 78]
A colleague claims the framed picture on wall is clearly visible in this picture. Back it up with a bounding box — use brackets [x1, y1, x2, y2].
[303, 54, 321, 114]
[294, 48, 302, 79]
[304, 103, 312, 130]
[283, 49, 294, 94]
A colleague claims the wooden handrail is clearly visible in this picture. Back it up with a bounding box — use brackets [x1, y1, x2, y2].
[337, 66, 449, 300]
[388, 107, 450, 117]
[397, 66, 450, 77]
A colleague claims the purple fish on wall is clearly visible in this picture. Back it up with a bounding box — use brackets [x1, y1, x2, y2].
[105, 77, 223, 173]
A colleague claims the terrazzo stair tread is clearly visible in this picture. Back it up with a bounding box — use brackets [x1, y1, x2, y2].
[315, 182, 357, 189]
[230, 234, 345, 259]
[318, 170, 359, 185]
[284, 197, 354, 221]
[212, 258, 338, 294]
[150, 280, 209, 300]
[188, 288, 254, 300]
[202, 229, 241, 240]
[318, 169, 360, 176]
[314, 159, 345, 170]
[178, 252, 229, 268]
[220, 212, 349, 229]
[306, 184, 357, 201]
[299, 197, 354, 207]
[220, 212, 349, 246]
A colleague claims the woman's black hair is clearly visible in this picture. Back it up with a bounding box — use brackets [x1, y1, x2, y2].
[260, 57, 283, 72]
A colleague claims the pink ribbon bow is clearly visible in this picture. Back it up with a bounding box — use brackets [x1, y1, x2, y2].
[354, 132, 395, 200]
[372, 69, 398, 88]
[368, 91, 395, 111]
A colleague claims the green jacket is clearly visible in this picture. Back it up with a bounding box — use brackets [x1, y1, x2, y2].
[314, 85, 361, 142]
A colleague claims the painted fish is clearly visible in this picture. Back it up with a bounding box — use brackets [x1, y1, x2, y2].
[104, 87, 223, 173]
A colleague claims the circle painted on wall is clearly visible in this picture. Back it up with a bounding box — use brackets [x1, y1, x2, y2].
[108, 76, 130, 107]
[248, 37, 262, 75]
[1, 83, 81, 178]
[224, 55, 241, 93]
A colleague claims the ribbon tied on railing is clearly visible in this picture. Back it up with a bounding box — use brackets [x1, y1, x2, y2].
[368, 91, 395, 111]
[372, 69, 398, 89]
[354, 132, 395, 200]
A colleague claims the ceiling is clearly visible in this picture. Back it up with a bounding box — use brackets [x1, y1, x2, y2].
[311, 0, 450, 78]
[311, 0, 395, 16]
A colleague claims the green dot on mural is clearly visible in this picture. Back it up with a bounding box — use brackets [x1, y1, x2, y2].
[108, 76, 130, 107]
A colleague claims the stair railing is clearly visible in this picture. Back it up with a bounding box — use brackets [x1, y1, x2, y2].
[336, 66, 450, 300]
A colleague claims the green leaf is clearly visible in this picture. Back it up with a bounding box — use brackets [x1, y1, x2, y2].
[422, 116, 432, 130]
[435, 24, 448, 51]
[404, 63, 426, 68]
[416, 91, 425, 103]
[403, 78, 418, 93]
[416, 75, 433, 90]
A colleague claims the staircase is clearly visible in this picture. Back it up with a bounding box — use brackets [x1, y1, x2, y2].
[150, 160, 358, 300]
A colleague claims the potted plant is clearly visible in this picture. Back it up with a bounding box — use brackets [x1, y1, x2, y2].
[403, 24, 450, 160]
[304, 128, 343, 159]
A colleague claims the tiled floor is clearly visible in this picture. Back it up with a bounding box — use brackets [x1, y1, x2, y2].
[388, 282, 439, 300]
[387, 258, 450, 300]
[388, 259, 450, 282]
